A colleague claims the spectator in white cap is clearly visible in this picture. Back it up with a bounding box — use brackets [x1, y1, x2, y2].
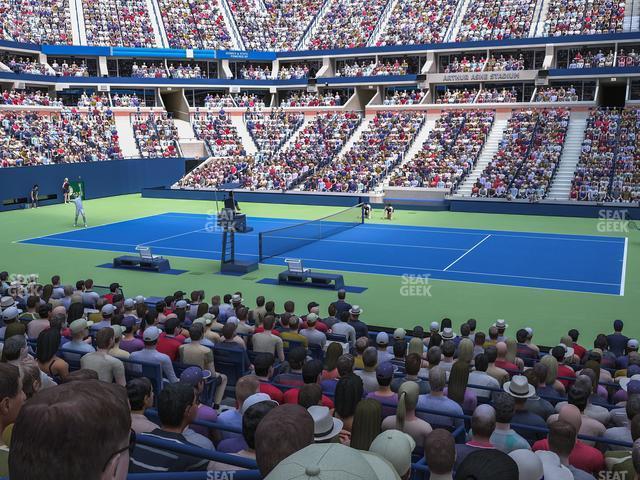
[122, 298, 136, 318]
[618, 339, 640, 370]
[348, 305, 368, 339]
[375, 332, 393, 364]
[61, 319, 96, 354]
[0, 307, 20, 339]
[91, 303, 115, 331]
[494, 319, 509, 341]
[508, 449, 544, 480]
[309, 405, 343, 443]
[135, 295, 146, 304]
[386, 327, 407, 355]
[130, 326, 179, 383]
[300, 313, 327, 348]
[535, 450, 574, 479]
[369, 429, 415, 479]
[265, 443, 400, 479]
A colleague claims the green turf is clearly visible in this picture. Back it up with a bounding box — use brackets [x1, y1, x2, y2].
[3, 194, 638, 346]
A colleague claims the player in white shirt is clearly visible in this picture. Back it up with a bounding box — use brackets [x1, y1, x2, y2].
[72, 193, 87, 227]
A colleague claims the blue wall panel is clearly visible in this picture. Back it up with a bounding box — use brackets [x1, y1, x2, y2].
[0, 158, 185, 211]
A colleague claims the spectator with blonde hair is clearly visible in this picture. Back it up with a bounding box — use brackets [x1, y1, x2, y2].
[382, 381, 432, 448]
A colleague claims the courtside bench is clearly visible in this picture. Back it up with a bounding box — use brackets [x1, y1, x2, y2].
[113, 246, 170, 272]
[278, 270, 344, 290]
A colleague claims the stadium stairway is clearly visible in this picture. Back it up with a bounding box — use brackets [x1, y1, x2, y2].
[230, 114, 258, 155]
[445, 0, 474, 42]
[146, 0, 169, 47]
[69, 0, 84, 44]
[381, 112, 439, 188]
[114, 116, 142, 158]
[334, 114, 373, 160]
[277, 115, 313, 153]
[174, 118, 208, 158]
[366, 0, 401, 46]
[454, 112, 511, 197]
[546, 109, 589, 200]
[624, 0, 640, 31]
[530, 0, 550, 37]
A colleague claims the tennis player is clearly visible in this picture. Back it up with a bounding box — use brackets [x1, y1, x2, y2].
[72, 193, 87, 227]
[363, 203, 372, 219]
[384, 204, 394, 220]
[62, 178, 70, 203]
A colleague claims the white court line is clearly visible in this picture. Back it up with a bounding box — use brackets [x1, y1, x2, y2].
[141, 228, 209, 246]
[443, 235, 492, 271]
[620, 237, 628, 296]
[266, 236, 468, 251]
[446, 268, 620, 286]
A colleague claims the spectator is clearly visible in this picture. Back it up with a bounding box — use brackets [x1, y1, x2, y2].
[604, 414, 640, 479]
[455, 404, 497, 468]
[0, 363, 25, 475]
[120, 317, 144, 353]
[217, 375, 260, 440]
[446, 360, 477, 412]
[417, 366, 464, 429]
[129, 383, 209, 472]
[604, 395, 640, 449]
[252, 315, 284, 362]
[392, 352, 429, 394]
[253, 352, 284, 404]
[547, 420, 595, 480]
[505, 375, 548, 444]
[280, 315, 307, 349]
[367, 362, 398, 418]
[356, 346, 380, 394]
[309, 405, 343, 443]
[350, 398, 383, 450]
[130, 326, 179, 383]
[300, 313, 327, 348]
[9, 380, 129, 480]
[109, 325, 129, 359]
[331, 310, 357, 346]
[369, 429, 415, 479]
[330, 289, 352, 316]
[62, 319, 96, 354]
[127, 377, 158, 434]
[522, 369, 555, 421]
[80, 327, 126, 386]
[36, 328, 69, 380]
[375, 332, 394, 364]
[609, 320, 630, 357]
[486, 346, 509, 385]
[508, 449, 545, 480]
[425, 429, 456, 480]
[298, 383, 323, 409]
[283, 359, 334, 408]
[334, 373, 364, 438]
[491, 392, 531, 452]
[255, 404, 314, 476]
[382, 381, 432, 448]
[274, 346, 307, 387]
[469, 353, 501, 400]
[456, 449, 520, 480]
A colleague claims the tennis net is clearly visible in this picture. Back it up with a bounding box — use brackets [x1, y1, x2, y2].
[259, 203, 364, 261]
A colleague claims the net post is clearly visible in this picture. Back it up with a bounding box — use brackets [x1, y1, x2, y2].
[258, 232, 263, 262]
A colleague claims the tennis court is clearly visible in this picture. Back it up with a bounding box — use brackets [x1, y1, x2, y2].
[18, 210, 627, 296]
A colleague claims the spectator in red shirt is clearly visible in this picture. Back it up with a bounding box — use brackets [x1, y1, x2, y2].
[568, 329, 587, 362]
[552, 345, 577, 389]
[253, 352, 284, 404]
[532, 404, 605, 475]
[156, 316, 185, 361]
[283, 360, 334, 409]
[494, 342, 519, 375]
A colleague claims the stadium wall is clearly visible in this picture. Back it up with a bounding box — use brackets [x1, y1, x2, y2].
[0, 158, 186, 211]
[450, 199, 640, 218]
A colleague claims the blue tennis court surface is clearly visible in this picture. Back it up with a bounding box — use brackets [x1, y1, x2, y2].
[18, 212, 627, 295]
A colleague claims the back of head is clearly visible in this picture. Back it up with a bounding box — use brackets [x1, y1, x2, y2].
[425, 429, 455, 475]
[222, 322, 236, 340]
[475, 331, 486, 346]
[255, 404, 314, 476]
[236, 375, 260, 405]
[408, 337, 423, 356]
[427, 346, 441, 366]
[405, 353, 421, 376]
[493, 392, 516, 424]
[485, 346, 498, 363]
[428, 366, 446, 393]
[9, 380, 130, 480]
[393, 340, 407, 359]
[362, 346, 378, 369]
[557, 404, 582, 433]
[96, 327, 114, 350]
[532, 362, 548, 385]
[2, 336, 26, 362]
[127, 377, 153, 410]
[458, 338, 474, 364]
[396, 381, 420, 430]
[442, 340, 455, 358]
[540, 355, 558, 384]
[336, 354, 355, 377]
[350, 398, 382, 450]
[254, 353, 275, 377]
[302, 359, 323, 384]
[36, 328, 61, 363]
[334, 374, 363, 419]
[471, 404, 496, 439]
[157, 383, 195, 428]
[447, 361, 470, 405]
[548, 420, 576, 457]
[355, 336, 369, 354]
[567, 384, 590, 412]
[474, 353, 489, 372]
[455, 449, 519, 480]
[243, 401, 278, 450]
[626, 394, 640, 421]
[488, 326, 499, 340]
[164, 316, 179, 335]
[516, 329, 528, 343]
[298, 383, 322, 409]
[189, 323, 204, 341]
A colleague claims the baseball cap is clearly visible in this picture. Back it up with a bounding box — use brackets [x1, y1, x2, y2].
[226, 316, 239, 325]
[174, 290, 186, 298]
[101, 304, 116, 316]
[265, 443, 400, 480]
[134, 295, 146, 304]
[69, 319, 93, 334]
[231, 294, 243, 304]
[429, 321, 439, 331]
[376, 362, 395, 380]
[122, 316, 136, 329]
[393, 328, 406, 340]
[369, 430, 415, 477]
[525, 327, 534, 337]
[306, 313, 319, 324]
[508, 449, 544, 480]
[175, 300, 188, 309]
[1, 306, 20, 321]
[111, 325, 125, 340]
[124, 298, 135, 309]
[240, 392, 278, 415]
[143, 326, 161, 342]
[620, 374, 640, 391]
[308, 405, 343, 442]
[535, 451, 573, 480]
[179, 366, 212, 386]
[628, 339, 639, 349]
[376, 332, 389, 345]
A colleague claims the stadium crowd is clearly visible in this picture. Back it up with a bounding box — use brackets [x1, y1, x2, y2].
[77, 93, 110, 108]
[278, 64, 312, 80]
[476, 88, 520, 103]
[336, 59, 411, 77]
[279, 92, 344, 108]
[203, 94, 236, 109]
[0, 90, 62, 107]
[566, 49, 616, 68]
[456, 0, 536, 41]
[191, 110, 247, 158]
[130, 62, 168, 79]
[244, 110, 304, 159]
[238, 65, 273, 80]
[169, 63, 205, 79]
[300, 111, 425, 192]
[2, 57, 51, 76]
[485, 54, 528, 71]
[436, 88, 479, 104]
[383, 90, 426, 105]
[0, 0, 72, 45]
[389, 110, 495, 190]
[132, 113, 180, 158]
[443, 56, 486, 73]
[535, 86, 580, 102]
[544, 0, 625, 36]
[112, 93, 146, 108]
[617, 48, 640, 67]
[1, 274, 640, 479]
[82, 0, 156, 47]
[158, 0, 233, 49]
[374, 0, 457, 46]
[0, 110, 122, 167]
[233, 94, 267, 108]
